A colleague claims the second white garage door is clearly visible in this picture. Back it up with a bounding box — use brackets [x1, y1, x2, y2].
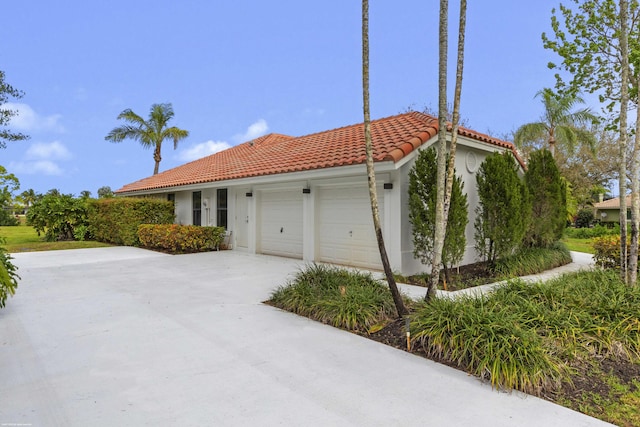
[259, 189, 303, 259]
[317, 186, 383, 270]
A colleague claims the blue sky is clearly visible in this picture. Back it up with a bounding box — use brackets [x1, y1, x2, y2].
[1, 1, 563, 197]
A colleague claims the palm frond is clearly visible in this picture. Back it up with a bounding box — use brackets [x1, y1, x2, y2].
[514, 122, 549, 148]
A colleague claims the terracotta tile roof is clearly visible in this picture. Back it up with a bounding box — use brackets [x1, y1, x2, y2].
[116, 112, 518, 194]
[594, 195, 631, 209]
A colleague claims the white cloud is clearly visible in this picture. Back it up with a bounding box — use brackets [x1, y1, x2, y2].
[26, 141, 72, 161]
[9, 141, 72, 177]
[4, 102, 64, 133]
[178, 140, 232, 162]
[234, 119, 269, 142]
[9, 160, 64, 176]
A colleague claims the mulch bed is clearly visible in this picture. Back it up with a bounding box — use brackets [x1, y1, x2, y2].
[403, 261, 499, 291]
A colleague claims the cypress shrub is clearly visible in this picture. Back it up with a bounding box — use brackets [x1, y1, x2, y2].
[525, 149, 566, 247]
[408, 147, 469, 274]
[474, 152, 530, 264]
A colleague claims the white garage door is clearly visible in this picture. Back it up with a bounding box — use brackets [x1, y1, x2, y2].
[317, 186, 383, 270]
[259, 190, 303, 258]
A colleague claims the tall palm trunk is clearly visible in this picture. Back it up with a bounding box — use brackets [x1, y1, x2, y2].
[362, 0, 408, 317]
[443, 0, 467, 238]
[428, 0, 450, 300]
[619, 0, 630, 282]
[153, 144, 162, 175]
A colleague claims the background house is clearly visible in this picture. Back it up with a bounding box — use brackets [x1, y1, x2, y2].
[116, 112, 522, 275]
[593, 195, 631, 224]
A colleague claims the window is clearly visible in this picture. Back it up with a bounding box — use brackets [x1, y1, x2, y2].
[217, 188, 227, 229]
[192, 191, 202, 226]
[167, 193, 175, 203]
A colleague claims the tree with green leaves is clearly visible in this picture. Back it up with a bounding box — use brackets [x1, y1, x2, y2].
[474, 152, 530, 264]
[0, 70, 29, 148]
[80, 190, 92, 199]
[361, 0, 407, 317]
[105, 103, 189, 175]
[524, 149, 567, 247]
[409, 147, 468, 283]
[0, 166, 20, 226]
[27, 193, 89, 241]
[97, 186, 114, 198]
[543, 0, 639, 283]
[514, 88, 597, 159]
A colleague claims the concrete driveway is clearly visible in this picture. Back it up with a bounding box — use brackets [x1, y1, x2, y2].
[0, 247, 611, 426]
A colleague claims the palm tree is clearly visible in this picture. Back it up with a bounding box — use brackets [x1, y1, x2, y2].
[79, 190, 92, 199]
[19, 189, 37, 210]
[105, 103, 189, 175]
[514, 88, 597, 158]
[361, 0, 407, 317]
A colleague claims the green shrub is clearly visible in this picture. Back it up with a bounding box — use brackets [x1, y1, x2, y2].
[27, 193, 89, 241]
[493, 242, 573, 277]
[88, 198, 175, 246]
[474, 152, 530, 263]
[408, 147, 468, 273]
[138, 224, 225, 253]
[524, 149, 566, 247]
[0, 237, 19, 309]
[591, 235, 638, 270]
[0, 210, 19, 226]
[564, 224, 618, 239]
[574, 208, 594, 228]
[269, 264, 400, 332]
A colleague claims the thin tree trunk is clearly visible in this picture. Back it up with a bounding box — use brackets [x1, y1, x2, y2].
[443, 0, 467, 231]
[630, 71, 640, 284]
[619, 0, 630, 283]
[362, 0, 408, 316]
[428, 0, 449, 301]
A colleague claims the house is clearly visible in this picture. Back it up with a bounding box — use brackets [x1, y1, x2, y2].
[116, 112, 522, 276]
[593, 195, 631, 224]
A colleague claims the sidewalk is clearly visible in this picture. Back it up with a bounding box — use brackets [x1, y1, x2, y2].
[398, 251, 595, 300]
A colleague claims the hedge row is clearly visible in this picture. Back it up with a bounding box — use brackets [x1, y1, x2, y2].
[138, 224, 226, 254]
[88, 198, 175, 246]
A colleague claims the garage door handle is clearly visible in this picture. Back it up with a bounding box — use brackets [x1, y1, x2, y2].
[349, 230, 352, 237]
[280, 227, 284, 233]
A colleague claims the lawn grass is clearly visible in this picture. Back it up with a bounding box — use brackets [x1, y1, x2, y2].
[0, 225, 112, 253]
[561, 236, 595, 254]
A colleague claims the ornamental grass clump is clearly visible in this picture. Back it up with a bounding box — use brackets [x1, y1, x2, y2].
[269, 264, 399, 332]
[409, 269, 640, 396]
[492, 242, 572, 278]
[410, 296, 567, 395]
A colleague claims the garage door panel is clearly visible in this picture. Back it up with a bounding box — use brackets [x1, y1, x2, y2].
[317, 186, 382, 270]
[260, 190, 303, 259]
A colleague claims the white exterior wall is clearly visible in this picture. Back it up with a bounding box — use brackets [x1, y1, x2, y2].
[135, 137, 516, 275]
[174, 191, 192, 225]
